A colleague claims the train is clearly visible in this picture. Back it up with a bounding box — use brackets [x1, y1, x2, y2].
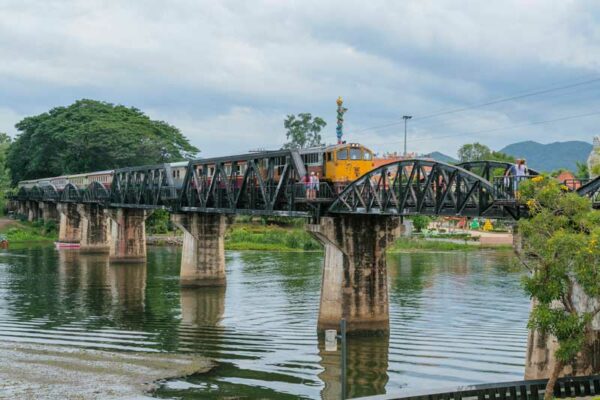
[17, 143, 377, 192]
[17, 163, 190, 191]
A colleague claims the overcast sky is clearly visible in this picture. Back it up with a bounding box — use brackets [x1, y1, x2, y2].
[1, 0, 599, 158]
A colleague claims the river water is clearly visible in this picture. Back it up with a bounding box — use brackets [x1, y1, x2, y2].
[0, 246, 529, 399]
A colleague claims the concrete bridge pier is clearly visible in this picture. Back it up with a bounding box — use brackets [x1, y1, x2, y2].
[171, 213, 228, 287]
[57, 203, 82, 243]
[108, 208, 149, 263]
[308, 215, 402, 335]
[27, 201, 41, 222]
[17, 201, 27, 218]
[78, 204, 110, 253]
[40, 202, 59, 222]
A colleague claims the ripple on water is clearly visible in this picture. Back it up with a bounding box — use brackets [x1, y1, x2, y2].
[0, 247, 530, 399]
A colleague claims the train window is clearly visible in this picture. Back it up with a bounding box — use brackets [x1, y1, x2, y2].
[349, 148, 361, 160]
[337, 149, 348, 160]
[363, 151, 373, 161]
[327, 152, 332, 162]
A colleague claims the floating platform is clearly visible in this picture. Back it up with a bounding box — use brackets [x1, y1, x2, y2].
[54, 242, 80, 250]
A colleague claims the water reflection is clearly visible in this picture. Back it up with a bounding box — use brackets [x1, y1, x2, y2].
[108, 262, 146, 315]
[318, 335, 390, 399]
[180, 287, 225, 327]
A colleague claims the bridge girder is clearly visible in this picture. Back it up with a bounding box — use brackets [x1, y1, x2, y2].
[328, 159, 510, 217]
[13, 158, 541, 219]
[179, 150, 309, 216]
[109, 164, 177, 209]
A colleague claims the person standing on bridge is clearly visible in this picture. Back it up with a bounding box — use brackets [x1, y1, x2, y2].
[504, 159, 528, 196]
[303, 173, 311, 199]
[312, 172, 320, 199]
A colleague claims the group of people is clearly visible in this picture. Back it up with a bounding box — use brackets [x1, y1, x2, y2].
[302, 171, 320, 200]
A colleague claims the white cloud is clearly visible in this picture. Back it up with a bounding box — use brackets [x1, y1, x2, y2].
[0, 0, 599, 158]
[0, 107, 22, 137]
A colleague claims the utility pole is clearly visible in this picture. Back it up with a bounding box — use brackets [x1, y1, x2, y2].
[403, 115, 412, 156]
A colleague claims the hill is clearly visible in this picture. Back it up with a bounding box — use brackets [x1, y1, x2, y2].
[499, 140, 591, 172]
[422, 151, 458, 164]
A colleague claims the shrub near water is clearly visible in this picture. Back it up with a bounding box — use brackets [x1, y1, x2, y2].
[226, 225, 320, 251]
[4, 220, 57, 242]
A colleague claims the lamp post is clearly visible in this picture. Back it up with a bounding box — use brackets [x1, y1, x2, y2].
[403, 115, 412, 157]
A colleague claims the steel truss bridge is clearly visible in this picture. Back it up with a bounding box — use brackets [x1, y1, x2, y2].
[13, 152, 600, 220]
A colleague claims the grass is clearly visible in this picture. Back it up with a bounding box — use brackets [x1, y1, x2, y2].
[225, 223, 321, 252]
[388, 237, 513, 252]
[1, 219, 58, 243]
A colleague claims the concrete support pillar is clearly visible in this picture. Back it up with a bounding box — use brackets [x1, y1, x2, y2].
[78, 204, 110, 253]
[108, 208, 149, 263]
[17, 201, 27, 218]
[307, 215, 402, 335]
[171, 213, 228, 287]
[27, 201, 41, 222]
[57, 203, 81, 243]
[40, 202, 59, 222]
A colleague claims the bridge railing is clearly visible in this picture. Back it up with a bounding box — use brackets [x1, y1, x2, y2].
[562, 178, 590, 191]
[354, 374, 600, 400]
[492, 175, 536, 201]
[289, 182, 336, 201]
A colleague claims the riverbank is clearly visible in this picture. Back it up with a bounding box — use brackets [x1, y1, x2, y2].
[0, 218, 513, 252]
[0, 218, 57, 243]
[0, 342, 213, 400]
[148, 223, 321, 252]
[148, 228, 513, 252]
[387, 237, 513, 252]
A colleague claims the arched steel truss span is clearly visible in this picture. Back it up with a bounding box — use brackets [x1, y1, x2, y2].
[328, 159, 508, 217]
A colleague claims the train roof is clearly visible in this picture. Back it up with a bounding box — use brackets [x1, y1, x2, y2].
[169, 161, 189, 167]
[298, 142, 372, 154]
[71, 170, 114, 177]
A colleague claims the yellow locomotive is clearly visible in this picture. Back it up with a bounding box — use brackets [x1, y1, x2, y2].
[299, 142, 375, 187]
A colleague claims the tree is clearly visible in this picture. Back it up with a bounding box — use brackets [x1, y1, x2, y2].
[7, 99, 199, 184]
[0, 133, 12, 213]
[517, 176, 600, 400]
[457, 142, 515, 163]
[411, 215, 431, 232]
[576, 161, 589, 179]
[282, 113, 326, 149]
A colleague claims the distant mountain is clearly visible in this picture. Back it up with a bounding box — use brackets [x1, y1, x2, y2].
[422, 151, 458, 164]
[499, 140, 592, 172]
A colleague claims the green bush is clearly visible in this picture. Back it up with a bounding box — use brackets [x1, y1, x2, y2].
[146, 209, 171, 234]
[43, 220, 57, 235]
[225, 224, 320, 251]
[411, 215, 431, 232]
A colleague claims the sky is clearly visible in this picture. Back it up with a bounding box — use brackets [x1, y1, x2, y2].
[0, 0, 599, 159]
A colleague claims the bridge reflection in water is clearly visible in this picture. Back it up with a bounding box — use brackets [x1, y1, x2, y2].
[319, 335, 390, 399]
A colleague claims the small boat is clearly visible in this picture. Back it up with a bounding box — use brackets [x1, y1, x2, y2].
[54, 242, 80, 250]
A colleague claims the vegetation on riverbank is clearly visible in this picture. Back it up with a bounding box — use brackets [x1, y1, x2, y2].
[388, 237, 513, 252]
[225, 223, 320, 251]
[1, 219, 57, 242]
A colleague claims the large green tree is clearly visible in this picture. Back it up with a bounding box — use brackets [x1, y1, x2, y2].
[517, 176, 600, 399]
[7, 99, 199, 184]
[282, 113, 326, 149]
[457, 142, 515, 163]
[0, 133, 12, 212]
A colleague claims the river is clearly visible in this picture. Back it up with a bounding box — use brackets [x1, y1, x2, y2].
[0, 246, 529, 399]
